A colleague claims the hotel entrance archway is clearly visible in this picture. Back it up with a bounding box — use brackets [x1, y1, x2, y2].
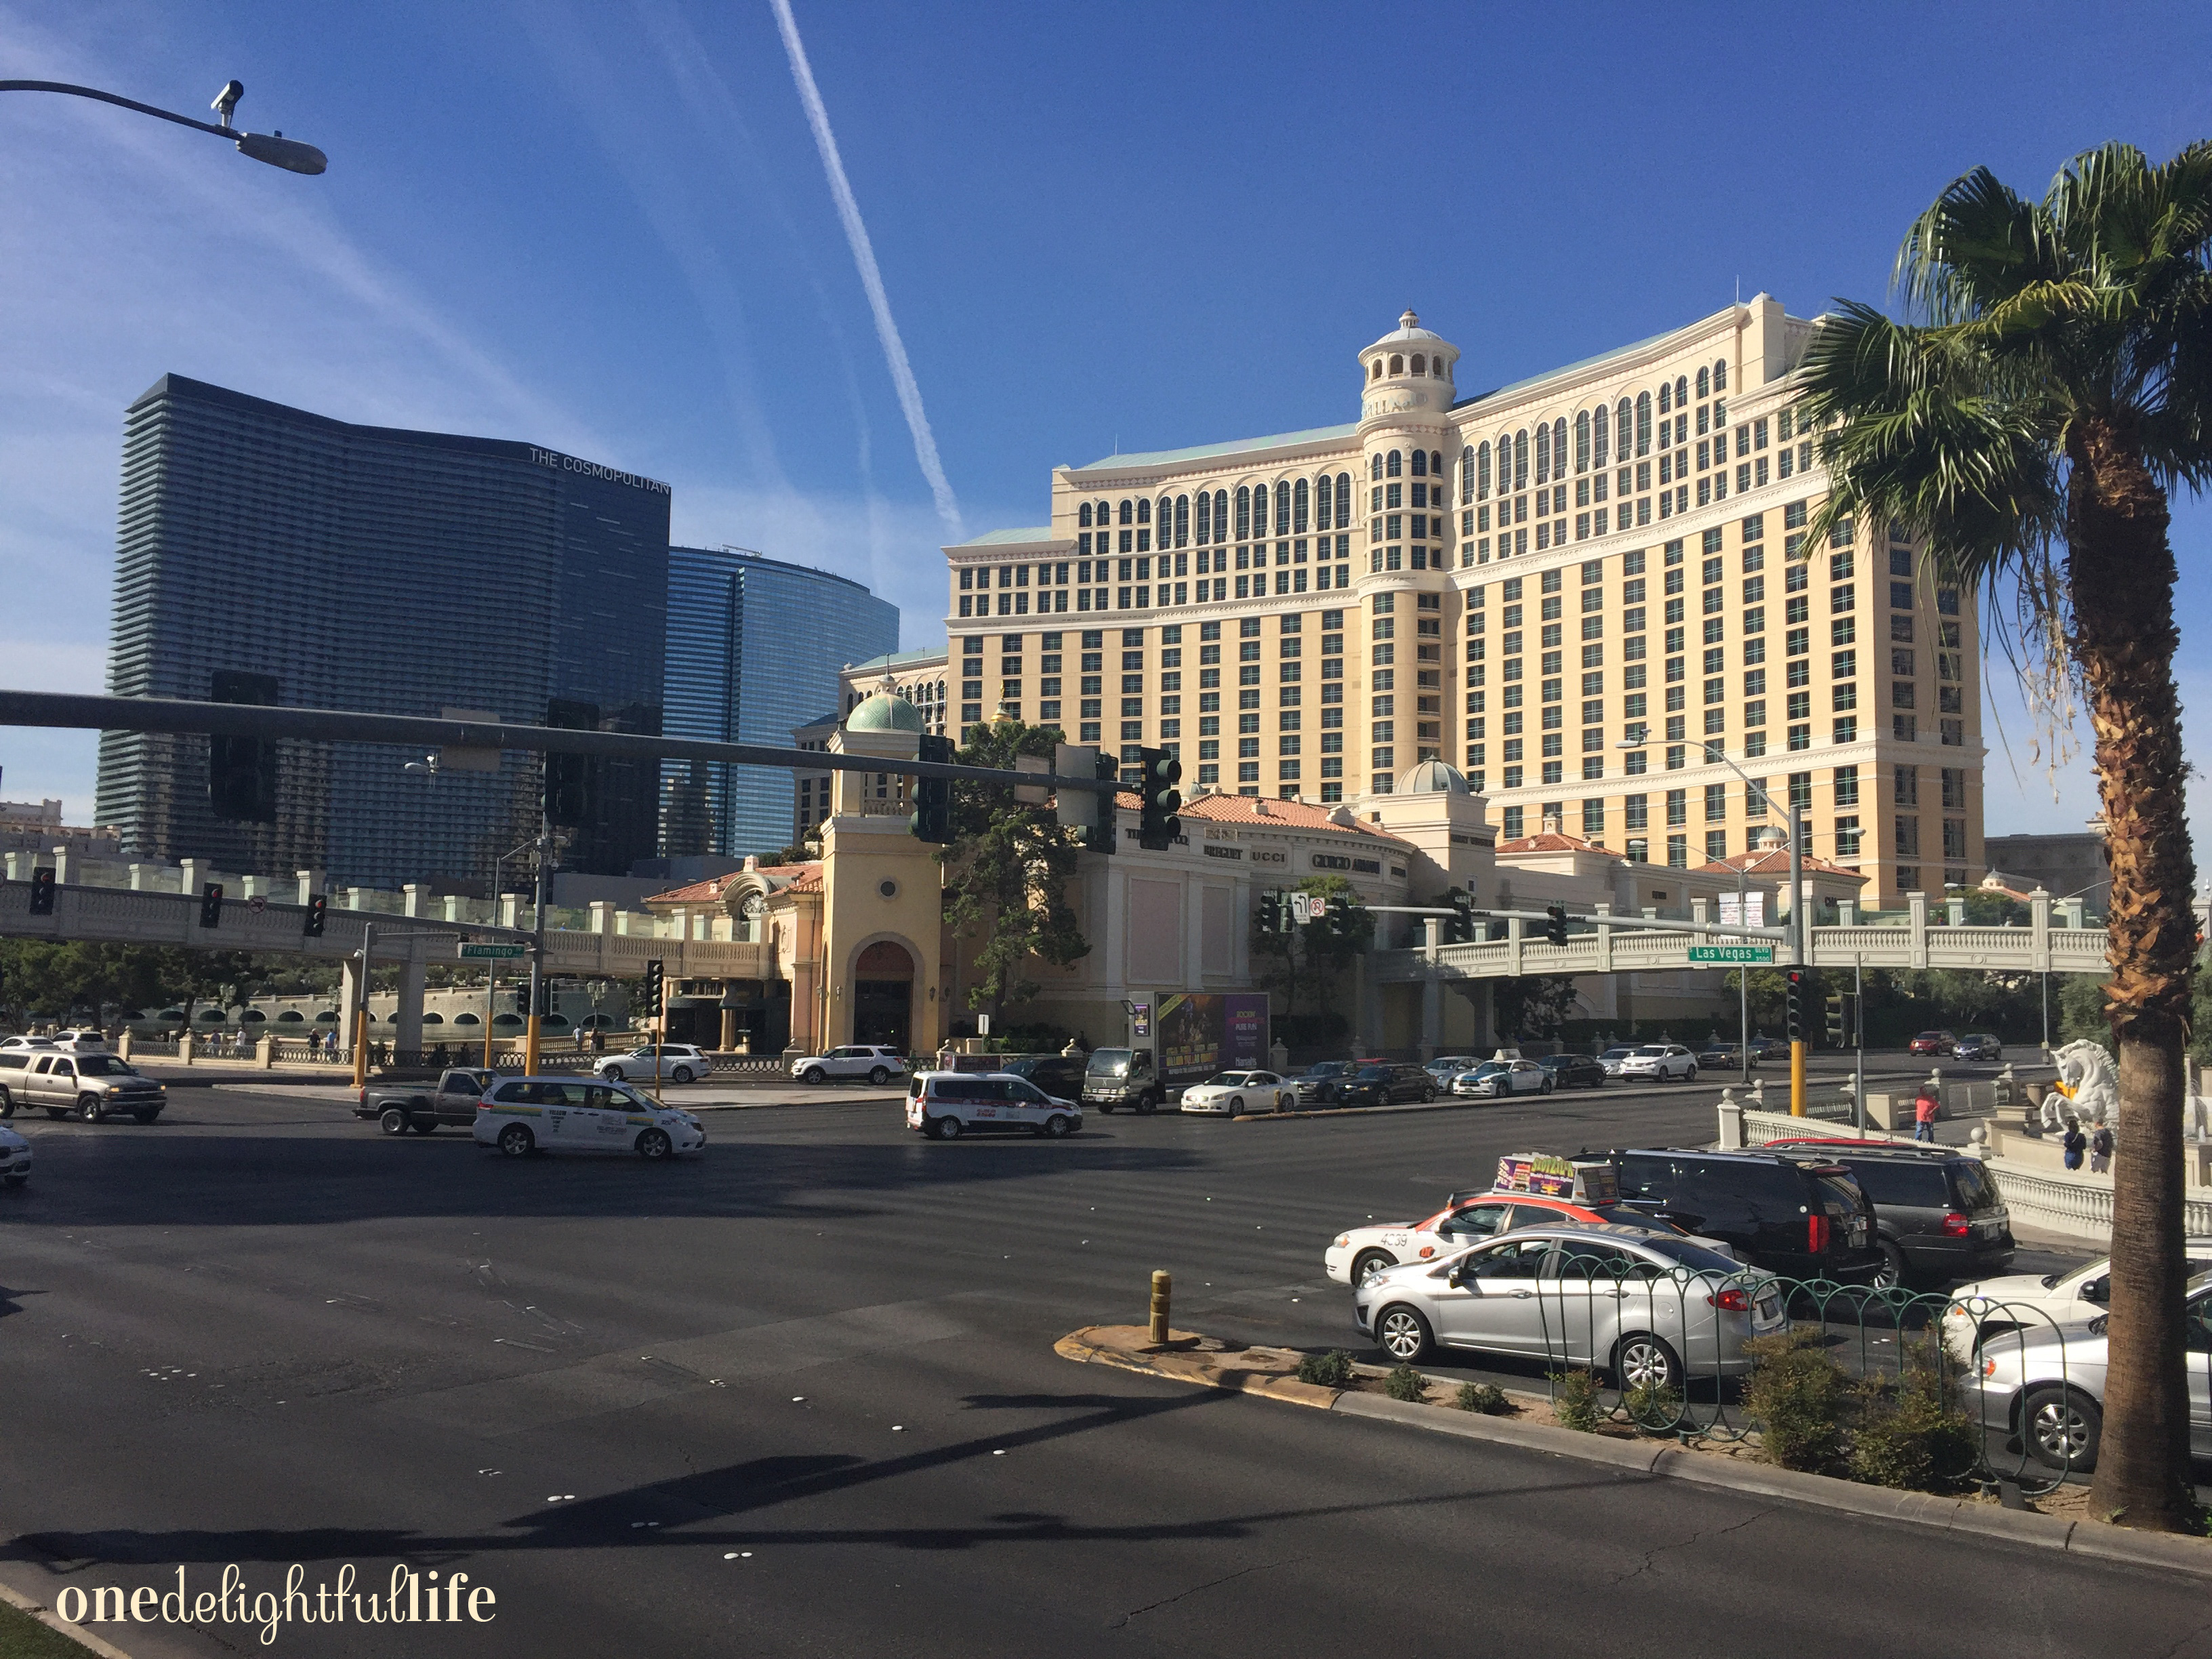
[851, 939, 915, 1051]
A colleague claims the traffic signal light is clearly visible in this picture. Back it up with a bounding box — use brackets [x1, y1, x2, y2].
[1137, 746, 1181, 851]
[303, 893, 327, 938]
[1444, 892, 1473, 943]
[1256, 889, 1281, 935]
[1785, 968, 1808, 1042]
[199, 882, 225, 929]
[1088, 752, 1119, 854]
[642, 958, 665, 1021]
[910, 733, 954, 843]
[1825, 994, 1845, 1046]
[207, 670, 280, 823]
[26, 867, 54, 916]
[1544, 903, 1569, 947]
[512, 985, 529, 1016]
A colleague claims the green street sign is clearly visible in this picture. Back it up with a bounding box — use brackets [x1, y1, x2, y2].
[1688, 943, 1775, 964]
[459, 942, 528, 959]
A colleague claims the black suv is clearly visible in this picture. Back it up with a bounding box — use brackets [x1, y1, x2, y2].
[1611, 1148, 1884, 1283]
[1295, 1061, 1359, 1105]
[1537, 1053, 1609, 1090]
[1000, 1055, 1087, 1101]
[1774, 1144, 2014, 1289]
[1337, 1063, 1436, 1108]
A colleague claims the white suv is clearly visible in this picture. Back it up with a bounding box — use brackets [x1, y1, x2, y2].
[791, 1046, 909, 1086]
[597, 1044, 712, 1084]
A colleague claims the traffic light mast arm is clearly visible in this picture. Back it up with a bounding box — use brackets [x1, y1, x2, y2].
[1385, 905, 1790, 940]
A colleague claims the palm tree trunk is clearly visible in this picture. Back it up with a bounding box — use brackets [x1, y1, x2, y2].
[2070, 417, 2198, 1532]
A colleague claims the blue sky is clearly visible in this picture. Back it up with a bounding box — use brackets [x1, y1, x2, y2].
[3, 0, 2209, 849]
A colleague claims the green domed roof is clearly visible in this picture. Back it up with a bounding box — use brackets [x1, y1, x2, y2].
[846, 691, 926, 733]
[1399, 759, 1473, 796]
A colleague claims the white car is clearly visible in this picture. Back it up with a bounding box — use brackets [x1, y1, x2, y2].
[0, 1122, 30, 1186]
[1613, 1043, 1699, 1082]
[1178, 1069, 1295, 1116]
[598, 1044, 712, 1085]
[1423, 1055, 1483, 1085]
[1450, 1059, 1551, 1098]
[906, 1071, 1082, 1139]
[475, 1076, 705, 1160]
[790, 1045, 909, 1086]
[0, 1036, 54, 1053]
[1944, 1236, 2212, 1355]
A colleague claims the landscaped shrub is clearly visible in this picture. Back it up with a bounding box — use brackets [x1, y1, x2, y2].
[1551, 1369, 1603, 1432]
[1624, 1380, 1683, 1435]
[1383, 1363, 1427, 1402]
[1296, 1349, 1355, 1387]
[1742, 1330, 1853, 1473]
[1850, 1350, 1980, 1494]
[1455, 1381, 1512, 1415]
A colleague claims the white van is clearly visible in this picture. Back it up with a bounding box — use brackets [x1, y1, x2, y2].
[906, 1071, 1082, 1141]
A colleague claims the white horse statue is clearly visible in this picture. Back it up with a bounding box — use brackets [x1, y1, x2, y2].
[2043, 1040, 2119, 1132]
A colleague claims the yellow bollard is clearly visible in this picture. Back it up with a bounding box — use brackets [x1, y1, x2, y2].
[1148, 1270, 1172, 1345]
[1790, 1039, 1807, 1116]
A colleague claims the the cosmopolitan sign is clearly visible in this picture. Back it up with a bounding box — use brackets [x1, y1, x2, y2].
[527, 447, 672, 495]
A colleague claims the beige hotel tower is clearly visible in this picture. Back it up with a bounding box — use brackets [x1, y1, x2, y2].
[941, 299, 1983, 909]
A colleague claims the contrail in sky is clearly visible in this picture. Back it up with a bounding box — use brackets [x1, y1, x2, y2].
[768, 0, 963, 542]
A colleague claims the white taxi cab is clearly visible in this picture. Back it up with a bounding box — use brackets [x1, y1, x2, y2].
[474, 1076, 706, 1160]
[907, 1071, 1081, 1140]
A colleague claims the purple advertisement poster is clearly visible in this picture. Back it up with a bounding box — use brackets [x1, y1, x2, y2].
[1224, 992, 1269, 1067]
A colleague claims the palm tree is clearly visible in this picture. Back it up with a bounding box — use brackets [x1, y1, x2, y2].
[1792, 142, 2211, 1531]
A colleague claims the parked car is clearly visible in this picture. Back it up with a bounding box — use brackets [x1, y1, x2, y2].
[1771, 1143, 2013, 1289]
[1326, 1191, 1715, 1286]
[48, 1029, 111, 1053]
[1, 1050, 165, 1122]
[1336, 1063, 1436, 1108]
[1294, 1061, 1359, 1106]
[599, 1044, 716, 1085]
[1697, 1041, 1756, 1071]
[1000, 1054, 1086, 1099]
[1966, 1272, 2212, 1471]
[1908, 1029, 1959, 1057]
[786, 1044, 907, 1086]
[1614, 1044, 1700, 1082]
[0, 1121, 30, 1186]
[1451, 1059, 1551, 1098]
[1748, 1037, 1786, 1061]
[905, 1071, 1081, 1140]
[1537, 1052, 1610, 1090]
[1423, 1056, 1484, 1086]
[1179, 1069, 1295, 1116]
[0, 1036, 52, 1054]
[1610, 1147, 1884, 1282]
[475, 1076, 705, 1160]
[355, 1067, 495, 1136]
[1354, 1225, 1787, 1389]
[1944, 1237, 2212, 1355]
[1597, 1045, 1640, 1077]
[1954, 1033, 2004, 1061]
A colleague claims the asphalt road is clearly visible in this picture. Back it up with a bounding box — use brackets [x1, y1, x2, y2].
[1, 1078, 2192, 1659]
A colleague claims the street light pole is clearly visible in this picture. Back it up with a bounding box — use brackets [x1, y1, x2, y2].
[0, 79, 327, 172]
[525, 790, 549, 1076]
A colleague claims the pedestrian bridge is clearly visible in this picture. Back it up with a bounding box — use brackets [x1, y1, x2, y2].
[1370, 890, 2110, 984]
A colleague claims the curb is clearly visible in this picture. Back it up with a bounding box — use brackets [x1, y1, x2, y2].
[1057, 1326, 2212, 1580]
[0, 1579, 134, 1659]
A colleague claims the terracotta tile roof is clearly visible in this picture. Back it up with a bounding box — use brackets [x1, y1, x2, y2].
[1496, 832, 1623, 859]
[642, 862, 820, 905]
[1700, 848, 1867, 881]
[1119, 789, 1413, 846]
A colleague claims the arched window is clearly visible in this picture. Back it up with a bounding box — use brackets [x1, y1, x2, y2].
[1675, 375, 1688, 407]
[1334, 473, 1351, 527]
[1370, 453, 1382, 481]
[1292, 477, 1309, 533]
[1410, 353, 1425, 375]
[1174, 494, 1189, 546]
[1659, 381, 1672, 415]
[1389, 354, 1404, 375]
[1273, 480, 1290, 534]
[1431, 451, 1443, 476]
[1119, 499, 1133, 525]
[1386, 449, 1403, 478]
[1315, 474, 1332, 529]
[1253, 481, 1269, 538]
[1593, 407, 1609, 470]
[1434, 355, 1448, 378]
[1078, 502, 1092, 528]
[1574, 410, 1591, 473]
[1553, 419, 1567, 480]
[1195, 490, 1211, 544]
[1696, 366, 1710, 400]
[1477, 441, 1492, 499]
[1635, 391, 1652, 456]
[1713, 358, 1728, 392]
[1535, 423, 1551, 484]
[1371, 358, 1382, 381]
[1513, 429, 1529, 490]
[1410, 449, 1427, 477]
[1460, 445, 1475, 504]
[1235, 485, 1250, 541]
[1155, 496, 1170, 530]
[1214, 489, 1228, 537]
[1136, 498, 1151, 524]
[1616, 398, 1633, 462]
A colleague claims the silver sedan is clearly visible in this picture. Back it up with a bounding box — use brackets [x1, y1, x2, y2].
[1353, 1224, 1785, 1392]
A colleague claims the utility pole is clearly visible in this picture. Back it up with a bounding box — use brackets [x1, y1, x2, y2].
[524, 792, 548, 1076]
[350, 922, 375, 1088]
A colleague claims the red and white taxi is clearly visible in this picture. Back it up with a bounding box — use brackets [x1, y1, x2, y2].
[1326, 1191, 1691, 1287]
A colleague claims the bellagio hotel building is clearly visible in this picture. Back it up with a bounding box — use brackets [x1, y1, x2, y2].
[941, 299, 1983, 908]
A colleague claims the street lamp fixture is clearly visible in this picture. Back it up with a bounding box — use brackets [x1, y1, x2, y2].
[0, 79, 328, 174]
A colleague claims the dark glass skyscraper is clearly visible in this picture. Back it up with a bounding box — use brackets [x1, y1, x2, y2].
[95, 375, 669, 890]
[663, 548, 899, 857]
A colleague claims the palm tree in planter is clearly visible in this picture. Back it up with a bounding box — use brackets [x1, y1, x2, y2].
[1793, 141, 2210, 1531]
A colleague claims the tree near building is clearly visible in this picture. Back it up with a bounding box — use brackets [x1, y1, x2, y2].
[1793, 141, 2211, 1530]
[939, 720, 1090, 1023]
[1249, 875, 1374, 1041]
[1492, 976, 1579, 1043]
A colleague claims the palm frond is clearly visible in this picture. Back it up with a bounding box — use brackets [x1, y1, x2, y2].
[1897, 167, 2066, 323]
